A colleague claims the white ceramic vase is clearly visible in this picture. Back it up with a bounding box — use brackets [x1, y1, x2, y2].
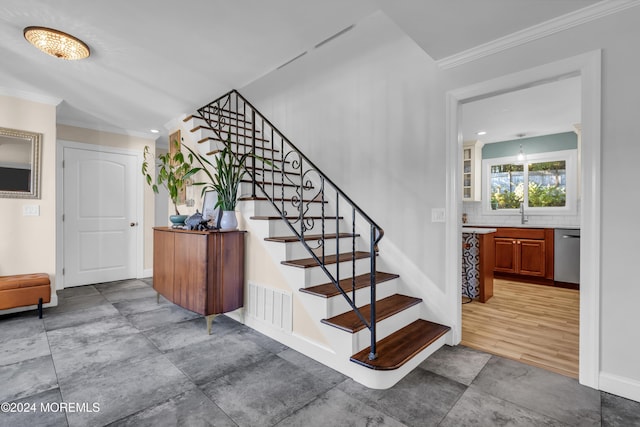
[219, 210, 238, 231]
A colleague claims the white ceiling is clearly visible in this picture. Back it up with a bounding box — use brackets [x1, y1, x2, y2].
[0, 0, 601, 141]
[462, 75, 581, 144]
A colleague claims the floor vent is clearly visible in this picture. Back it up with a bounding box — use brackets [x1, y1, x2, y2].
[248, 282, 292, 333]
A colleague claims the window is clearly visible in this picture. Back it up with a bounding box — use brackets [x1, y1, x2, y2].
[483, 150, 577, 214]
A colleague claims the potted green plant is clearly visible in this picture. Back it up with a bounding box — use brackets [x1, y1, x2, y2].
[142, 140, 196, 225]
[181, 140, 251, 230]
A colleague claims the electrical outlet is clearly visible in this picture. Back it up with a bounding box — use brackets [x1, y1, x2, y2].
[431, 208, 445, 223]
[23, 205, 40, 216]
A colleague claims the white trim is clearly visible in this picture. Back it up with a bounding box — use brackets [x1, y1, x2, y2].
[600, 372, 640, 403]
[445, 50, 602, 389]
[0, 87, 62, 106]
[56, 140, 145, 289]
[445, 93, 463, 345]
[142, 268, 153, 278]
[437, 1, 639, 69]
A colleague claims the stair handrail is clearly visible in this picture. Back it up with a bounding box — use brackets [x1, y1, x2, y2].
[195, 89, 385, 360]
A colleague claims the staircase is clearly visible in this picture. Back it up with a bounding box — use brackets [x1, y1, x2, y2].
[184, 90, 450, 388]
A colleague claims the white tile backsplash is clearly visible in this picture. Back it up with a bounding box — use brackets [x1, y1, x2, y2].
[462, 201, 580, 228]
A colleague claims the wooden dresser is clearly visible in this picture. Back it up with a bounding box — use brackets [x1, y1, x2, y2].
[153, 227, 245, 333]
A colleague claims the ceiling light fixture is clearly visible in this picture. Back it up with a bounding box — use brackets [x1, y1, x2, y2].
[150, 129, 160, 134]
[517, 144, 525, 161]
[477, 131, 487, 136]
[23, 26, 90, 60]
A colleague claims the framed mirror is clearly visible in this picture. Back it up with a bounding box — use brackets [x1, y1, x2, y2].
[0, 127, 42, 199]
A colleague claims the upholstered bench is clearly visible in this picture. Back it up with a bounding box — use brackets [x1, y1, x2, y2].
[0, 273, 51, 318]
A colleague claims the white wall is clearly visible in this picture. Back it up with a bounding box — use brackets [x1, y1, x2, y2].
[241, 7, 640, 400]
[439, 7, 640, 399]
[243, 12, 451, 325]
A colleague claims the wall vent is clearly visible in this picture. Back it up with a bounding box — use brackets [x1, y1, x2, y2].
[248, 282, 292, 333]
[314, 24, 355, 49]
[276, 51, 307, 70]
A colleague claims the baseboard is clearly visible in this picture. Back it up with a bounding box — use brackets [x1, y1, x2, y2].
[599, 372, 640, 403]
[141, 268, 153, 278]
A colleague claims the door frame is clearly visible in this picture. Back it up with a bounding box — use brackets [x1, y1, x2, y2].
[56, 140, 145, 289]
[445, 50, 602, 388]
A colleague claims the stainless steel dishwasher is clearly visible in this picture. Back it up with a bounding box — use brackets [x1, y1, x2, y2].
[554, 228, 580, 286]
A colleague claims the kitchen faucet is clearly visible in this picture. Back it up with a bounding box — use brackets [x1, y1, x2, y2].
[520, 202, 528, 225]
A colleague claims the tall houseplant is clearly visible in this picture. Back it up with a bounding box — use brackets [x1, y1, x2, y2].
[182, 139, 260, 230]
[142, 140, 195, 225]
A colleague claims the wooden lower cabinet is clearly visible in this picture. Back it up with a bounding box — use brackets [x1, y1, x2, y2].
[493, 228, 554, 283]
[494, 237, 545, 277]
[153, 227, 245, 333]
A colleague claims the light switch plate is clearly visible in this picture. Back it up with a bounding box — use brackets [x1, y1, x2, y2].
[23, 205, 40, 216]
[431, 208, 445, 222]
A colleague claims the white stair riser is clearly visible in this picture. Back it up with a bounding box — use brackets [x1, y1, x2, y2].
[251, 218, 344, 237]
[320, 303, 421, 356]
[349, 332, 450, 390]
[324, 279, 398, 318]
[350, 303, 421, 353]
[298, 279, 397, 320]
[268, 238, 366, 261]
[280, 257, 374, 287]
[240, 181, 323, 201]
[247, 199, 329, 218]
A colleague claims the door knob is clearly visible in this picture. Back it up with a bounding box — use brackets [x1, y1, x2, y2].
[130, 222, 137, 227]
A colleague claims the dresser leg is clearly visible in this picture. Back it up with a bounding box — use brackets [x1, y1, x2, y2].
[156, 292, 160, 304]
[206, 314, 217, 335]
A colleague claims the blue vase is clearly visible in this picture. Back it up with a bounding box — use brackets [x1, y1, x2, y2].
[169, 214, 188, 226]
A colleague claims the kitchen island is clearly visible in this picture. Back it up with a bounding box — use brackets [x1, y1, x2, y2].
[462, 227, 496, 302]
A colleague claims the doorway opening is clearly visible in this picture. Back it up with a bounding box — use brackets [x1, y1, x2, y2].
[459, 76, 581, 378]
[445, 50, 601, 388]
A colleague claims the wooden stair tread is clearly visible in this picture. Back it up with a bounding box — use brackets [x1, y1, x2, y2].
[188, 112, 250, 124]
[350, 319, 450, 370]
[191, 124, 261, 134]
[265, 232, 358, 243]
[240, 179, 307, 189]
[199, 107, 245, 117]
[281, 251, 371, 268]
[300, 272, 399, 298]
[250, 215, 342, 220]
[239, 196, 326, 204]
[321, 294, 421, 333]
[197, 134, 271, 144]
[253, 169, 300, 178]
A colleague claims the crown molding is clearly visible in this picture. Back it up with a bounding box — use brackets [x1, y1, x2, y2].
[57, 119, 157, 140]
[0, 87, 62, 106]
[437, 0, 640, 69]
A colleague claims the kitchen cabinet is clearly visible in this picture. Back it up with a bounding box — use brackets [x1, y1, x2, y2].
[494, 237, 545, 277]
[153, 227, 245, 333]
[462, 140, 483, 201]
[493, 228, 554, 283]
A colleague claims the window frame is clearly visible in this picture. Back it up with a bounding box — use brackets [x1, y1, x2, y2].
[482, 149, 578, 215]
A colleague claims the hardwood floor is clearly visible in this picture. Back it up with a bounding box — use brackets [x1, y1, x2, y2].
[461, 278, 579, 378]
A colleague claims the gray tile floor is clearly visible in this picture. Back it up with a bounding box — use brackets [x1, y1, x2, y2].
[1, 278, 639, 427]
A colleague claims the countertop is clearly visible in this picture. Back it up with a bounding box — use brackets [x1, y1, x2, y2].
[463, 224, 580, 230]
[462, 227, 497, 234]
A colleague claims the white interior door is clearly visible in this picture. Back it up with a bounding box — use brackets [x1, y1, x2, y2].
[63, 147, 138, 287]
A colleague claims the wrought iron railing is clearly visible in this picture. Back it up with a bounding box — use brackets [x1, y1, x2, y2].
[194, 90, 384, 360]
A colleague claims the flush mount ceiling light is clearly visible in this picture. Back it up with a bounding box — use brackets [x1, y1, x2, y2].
[23, 26, 90, 60]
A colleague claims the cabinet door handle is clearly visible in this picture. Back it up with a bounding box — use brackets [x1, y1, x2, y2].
[512, 240, 516, 244]
[517, 241, 521, 244]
